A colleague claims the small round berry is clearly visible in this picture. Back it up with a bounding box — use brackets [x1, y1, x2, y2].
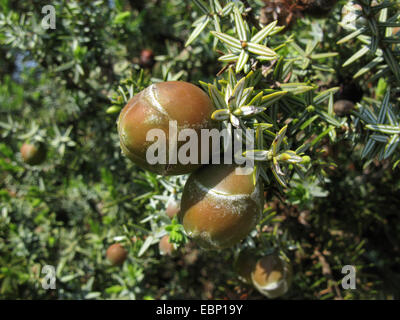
[333, 99, 355, 116]
[159, 235, 176, 256]
[106, 243, 128, 266]
[139, 49, 155, 69]
[251, 253, 292, 299]
[20, 142, 47, 165]
[166, 199, 180, 219]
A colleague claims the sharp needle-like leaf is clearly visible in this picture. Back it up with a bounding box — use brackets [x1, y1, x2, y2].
[342, 46, 370, 67]
[250, 20, 277, 44]
[233, 6, 248, 41]
[247, 42, 276, 57]
[211, 31, 242, 50]
[235, 49, 249, 73]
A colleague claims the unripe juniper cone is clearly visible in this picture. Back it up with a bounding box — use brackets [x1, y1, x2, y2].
[179, 164, 264, 250]
[117, 81, 217, 175]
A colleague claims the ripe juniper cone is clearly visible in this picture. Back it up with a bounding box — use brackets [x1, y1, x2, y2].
[179, 164, 264, 250]
[20, 142, 47, 165]
[251, 253, 292, 299]
[106, 243, 128, 266]
[118, 81, 217, 175]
